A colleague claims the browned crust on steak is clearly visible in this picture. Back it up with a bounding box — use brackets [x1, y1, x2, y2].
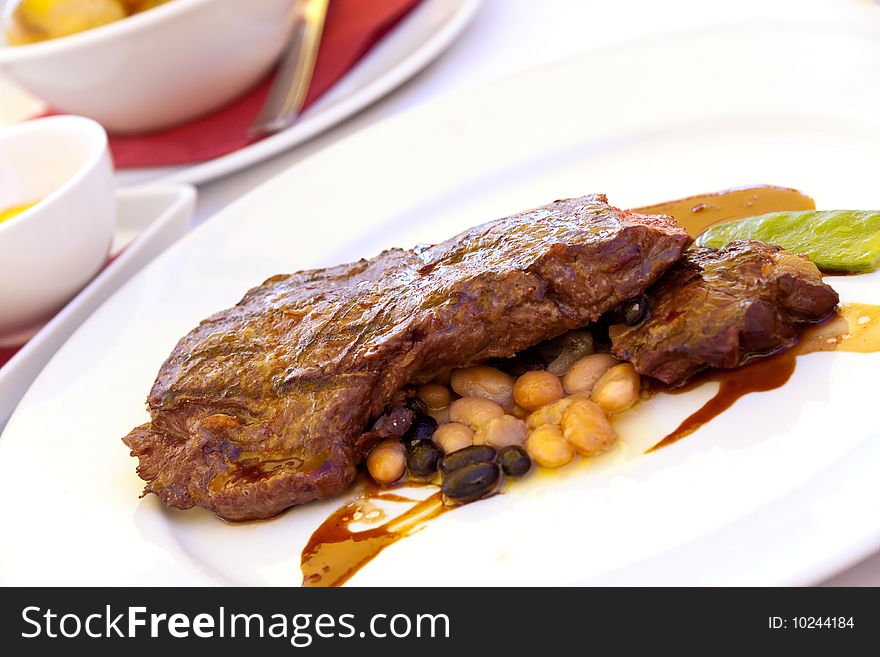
[123, 194, 690, 520]
[610, 240, 840, 385]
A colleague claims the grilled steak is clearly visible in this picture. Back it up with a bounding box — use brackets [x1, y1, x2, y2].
[610, 240, 839, 385]
[123, 194, 689, 520]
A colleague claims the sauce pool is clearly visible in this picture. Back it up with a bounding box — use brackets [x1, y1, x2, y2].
[632, 185, 815, 238]
[301, 482, 449, 587]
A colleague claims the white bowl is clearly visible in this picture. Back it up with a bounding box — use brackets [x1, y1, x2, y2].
[0, 115, 115, 345]
[0, 0, 296, 133]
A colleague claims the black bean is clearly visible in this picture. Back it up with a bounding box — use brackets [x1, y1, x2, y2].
[489, 348, 547, 377]
[441, 462, 501, 503]
[535, 335, 567, 364]
[403, 414, 438, 443]
[620, 295, 649, 326]
[497, 445, 531, 477]
[407, 440, 441, 478]
[546, 330, 595, 376]
[405, 396, 428, 416]
[439, 445, 497, 475]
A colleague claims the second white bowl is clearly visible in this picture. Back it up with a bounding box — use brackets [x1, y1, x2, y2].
[0, 0, 297, 133]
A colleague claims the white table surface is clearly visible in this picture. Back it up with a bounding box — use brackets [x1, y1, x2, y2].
[188, 0, 880, 587]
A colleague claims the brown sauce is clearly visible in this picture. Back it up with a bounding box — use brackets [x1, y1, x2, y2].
[649, 303, 880, 452]
[632, 185, 815, 238]
[792, 302, 880, 355]
[301, 482, 448, 587]
[647, 351, 798, 452]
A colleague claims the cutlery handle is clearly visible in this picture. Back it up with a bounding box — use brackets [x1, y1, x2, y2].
[249, 0, 330, 138]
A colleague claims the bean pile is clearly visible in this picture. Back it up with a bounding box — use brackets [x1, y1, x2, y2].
[364, 328, 642, 505]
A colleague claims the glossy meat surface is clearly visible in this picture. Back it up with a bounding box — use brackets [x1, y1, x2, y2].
[123, 194, 689, 520]
[610, 240, 840, 385]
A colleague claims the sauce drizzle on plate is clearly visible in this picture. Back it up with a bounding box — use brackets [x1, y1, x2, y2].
[649, 303, 880, 452]
[301, 482, 448, 587]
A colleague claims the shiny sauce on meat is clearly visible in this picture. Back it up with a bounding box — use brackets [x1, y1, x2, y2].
[649, 303, 880, 452]
[301, 482, 448, 587]
[632, 185, 815, 238]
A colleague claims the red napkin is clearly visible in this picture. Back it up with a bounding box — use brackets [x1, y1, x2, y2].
[108, 0, 422, 168]
[0, 345, 18, 369]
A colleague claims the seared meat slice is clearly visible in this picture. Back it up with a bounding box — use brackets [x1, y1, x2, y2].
[123, 194, 689, 520]
[610, 240, 839, 385]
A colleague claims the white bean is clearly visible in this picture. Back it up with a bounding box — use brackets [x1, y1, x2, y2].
[432, 422, 474, 454]
[451, 366, 515, 410]
[560, 398, 618, 456]
[526, 425, 574, 468]
[474, 414, 528, 448]
[511, 404, 530, 420]
[366, 439, 406, 485]
[526, 397, 574, 429]
[428, 407, 450, 425]
[513, 370, 565, 411]
[562, 354, 620, 394]
[418, 383, 453, 410]
[591, 363, 640, 414]
[448, 396, 505, 430]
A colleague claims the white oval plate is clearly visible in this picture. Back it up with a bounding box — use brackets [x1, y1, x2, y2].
[3, 14, 880, 586]
[0, 0, 481, 187]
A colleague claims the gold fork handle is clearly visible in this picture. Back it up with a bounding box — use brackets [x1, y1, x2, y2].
[248, 0, 330, 138]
